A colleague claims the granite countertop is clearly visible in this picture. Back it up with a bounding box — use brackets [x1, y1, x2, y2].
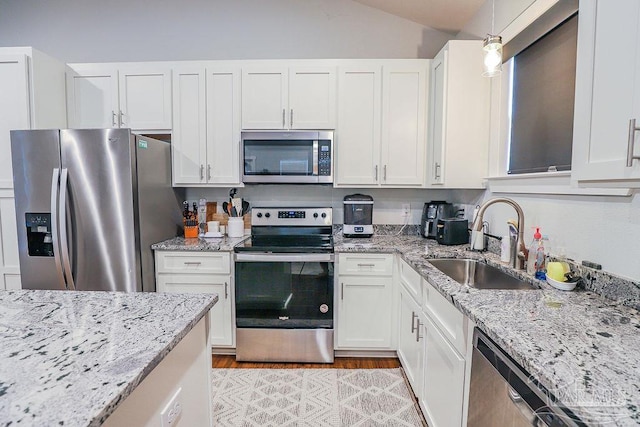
[151, 235, 249, 252]
[0, 290, 218, 427]
[334, 233, 640, 426]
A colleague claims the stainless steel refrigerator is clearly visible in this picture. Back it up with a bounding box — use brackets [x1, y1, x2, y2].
[10, 128, 184, 292]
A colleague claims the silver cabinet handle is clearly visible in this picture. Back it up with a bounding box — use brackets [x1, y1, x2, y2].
[627, 119, 640, 167]
[383, 164, 387, 181]
[111, 111, 117, 127]
[224, 282, 228, 299]
[183, 261, 202, 265]
[434, 162, 441, 180]
[207, 164, 212, 181]
[357, 263, 375, 267]
[200, 164, 204, 180]
[118, 110, 124, 127]
[282, 109, 286, 128]
[415, 319, 423, 342]
[410, 311, 418, 333]
[341, 282, 344, 300]
[374, 165, 378, 181]
[290, 109, 294, 128]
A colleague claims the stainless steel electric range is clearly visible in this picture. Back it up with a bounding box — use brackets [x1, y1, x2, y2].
[233, 207, 334, 363]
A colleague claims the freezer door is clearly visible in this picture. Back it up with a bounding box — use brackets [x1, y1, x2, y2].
[60, 129, 141, 292]
[10, 130, 66, 290]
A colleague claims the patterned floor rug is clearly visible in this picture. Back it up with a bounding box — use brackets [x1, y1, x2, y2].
[211, 368, 423, 426]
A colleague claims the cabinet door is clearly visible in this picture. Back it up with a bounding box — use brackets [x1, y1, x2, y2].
[428, 41, 489, 188]
[157, 274, 233, 347]
[429, 50, 446, 185]
[206, 68, 241, 185]
[0, 54, 31, 189]
[421, 314, 465, 427]
[572, 0, 640, 183]
[118, 68, 172, 130]
[336, 275, 393, 349]
[381, 64, 427, 186]
[397, 287, 424, 398]
[66, 67, 119, 128]
[335, 66, 381, 186]
[241, 67, 288, 129]
[172, 68, 207, 185]
[289, 67, 336, 129]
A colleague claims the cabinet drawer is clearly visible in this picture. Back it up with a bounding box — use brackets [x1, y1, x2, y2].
[398, 257, 422, 303]
[338, 253, 393, 276]
[156, 251, 230, 274]
[423, 277, 467, 355]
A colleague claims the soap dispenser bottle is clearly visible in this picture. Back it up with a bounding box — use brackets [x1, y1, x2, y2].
[526, 227, 546, 279]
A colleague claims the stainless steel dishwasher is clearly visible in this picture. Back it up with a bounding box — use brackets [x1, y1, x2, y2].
[468, 328, 583, 427]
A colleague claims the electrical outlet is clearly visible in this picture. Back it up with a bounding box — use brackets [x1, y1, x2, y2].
[161, 387, 183, 427]
[401, 203, 411, 218]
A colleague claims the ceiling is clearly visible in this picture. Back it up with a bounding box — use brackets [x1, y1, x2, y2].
[352, 0, 485, 34]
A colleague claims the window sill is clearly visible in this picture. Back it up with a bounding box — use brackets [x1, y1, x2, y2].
[485, 172, 633, 196]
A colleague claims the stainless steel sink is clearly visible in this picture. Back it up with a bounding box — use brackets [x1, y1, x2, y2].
[429, 259, 536, 290]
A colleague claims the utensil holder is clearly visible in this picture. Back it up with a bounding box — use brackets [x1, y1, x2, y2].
[227, 217, 244, 238]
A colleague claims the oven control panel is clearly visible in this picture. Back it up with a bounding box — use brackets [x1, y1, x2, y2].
[252, 207, 332, 226]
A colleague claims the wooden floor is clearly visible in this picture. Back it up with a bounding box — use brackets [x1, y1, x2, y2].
[212, 355, 401, 369]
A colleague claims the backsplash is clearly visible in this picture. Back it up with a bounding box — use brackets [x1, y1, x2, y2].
[484, 235, 640, 311]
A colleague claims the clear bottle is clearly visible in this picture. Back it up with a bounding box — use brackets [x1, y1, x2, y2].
[526, 227, 546, 279]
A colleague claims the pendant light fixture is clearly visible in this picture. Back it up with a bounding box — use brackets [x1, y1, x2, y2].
[482, 0, 502, 77]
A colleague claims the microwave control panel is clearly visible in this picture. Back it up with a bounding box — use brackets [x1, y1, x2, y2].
[318, 141, 331, 176]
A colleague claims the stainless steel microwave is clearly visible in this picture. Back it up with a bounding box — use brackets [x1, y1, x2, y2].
[241, 131, 333, 184]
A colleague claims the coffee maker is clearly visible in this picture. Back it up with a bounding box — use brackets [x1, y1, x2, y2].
[343, 194, 373, 237]
[420, 201, 454, 238]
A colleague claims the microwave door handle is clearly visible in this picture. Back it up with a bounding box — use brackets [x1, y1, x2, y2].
[50, 168, 66, 289]
[313, 140, 319, 175]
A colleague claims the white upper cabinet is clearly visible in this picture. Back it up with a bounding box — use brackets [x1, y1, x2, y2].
[172, 64, 241, 186]
[241, 64, 336, 130]
[335, 60, 429, 187]
[428, 41, 490, 188]
[335, 65, 382, 186]
[572, 0, 640, 186]
[67, 63, 172, 131]
[381, 64, 428, 186]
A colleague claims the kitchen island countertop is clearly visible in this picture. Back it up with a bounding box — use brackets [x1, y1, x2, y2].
[334, 233, 640, 426]
[0, 289, 217, 426]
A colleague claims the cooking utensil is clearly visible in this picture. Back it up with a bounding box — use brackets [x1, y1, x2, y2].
[242, 200, 250, 215]
[222, 202, 229, 215]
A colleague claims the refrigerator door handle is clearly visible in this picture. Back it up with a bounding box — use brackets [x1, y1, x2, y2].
[50, 168, 66, 289]
[58, 168, 76, 290]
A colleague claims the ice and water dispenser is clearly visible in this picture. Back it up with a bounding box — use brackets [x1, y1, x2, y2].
[24, 213, 54, 257]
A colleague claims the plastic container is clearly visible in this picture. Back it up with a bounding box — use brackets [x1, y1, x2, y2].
[500, 235, 511, 263]
[526, 227, 546, 279]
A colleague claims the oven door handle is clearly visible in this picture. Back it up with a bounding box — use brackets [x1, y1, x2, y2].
[235, 253, 334, 263]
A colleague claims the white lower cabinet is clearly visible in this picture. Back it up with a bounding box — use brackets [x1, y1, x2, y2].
[396, 258, 472, 427]
[420, 313, 466, 427]
[155, 251, 234, 348]
[336, 253, 395, 350]
[397, 285, 424, 397]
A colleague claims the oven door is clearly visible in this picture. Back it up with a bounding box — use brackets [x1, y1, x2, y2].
[241, 131, 333, 184]
[234, 253, 334, 329]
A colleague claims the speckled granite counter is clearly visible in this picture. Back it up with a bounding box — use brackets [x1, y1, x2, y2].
[151, 235, 249, 252]
[335, 234, 640, 426]
[0, 290, 217, 426]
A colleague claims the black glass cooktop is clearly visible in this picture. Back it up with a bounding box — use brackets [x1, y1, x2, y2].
[234, 234, 334, 253]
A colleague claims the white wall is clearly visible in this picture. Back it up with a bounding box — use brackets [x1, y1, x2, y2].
[0, 0, 450, 62]
[459, 0, 640, 282]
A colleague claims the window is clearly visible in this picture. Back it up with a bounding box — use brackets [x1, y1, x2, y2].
[506, 9, 578, 174]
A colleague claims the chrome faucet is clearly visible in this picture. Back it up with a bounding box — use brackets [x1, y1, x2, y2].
[470, 197, 528, 270]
